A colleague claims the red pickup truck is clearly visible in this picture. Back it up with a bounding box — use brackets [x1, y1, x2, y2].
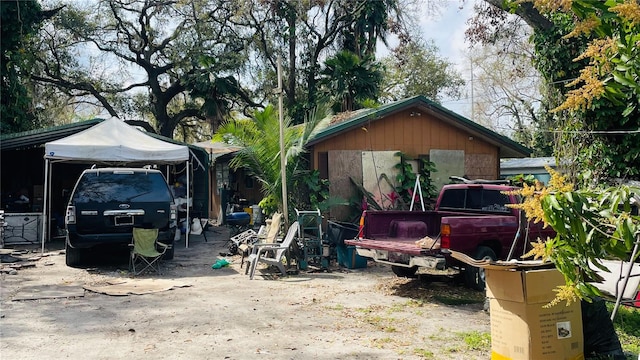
[344, 181, 554, 290]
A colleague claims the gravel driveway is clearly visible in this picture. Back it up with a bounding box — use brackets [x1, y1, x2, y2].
[1, 226, 490, 360]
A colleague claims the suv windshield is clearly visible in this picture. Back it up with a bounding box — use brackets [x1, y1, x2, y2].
[72, 172, 173, 203]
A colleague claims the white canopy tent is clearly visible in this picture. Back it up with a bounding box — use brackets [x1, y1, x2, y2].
[42, 117, 194, 252]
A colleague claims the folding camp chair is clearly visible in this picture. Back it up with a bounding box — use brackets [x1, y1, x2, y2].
[129, 228, 168, 276]
[245, 221, 300, 280]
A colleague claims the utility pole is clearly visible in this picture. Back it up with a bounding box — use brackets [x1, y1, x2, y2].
[470, 51, 475, 122]
[277, 56, 289, 226]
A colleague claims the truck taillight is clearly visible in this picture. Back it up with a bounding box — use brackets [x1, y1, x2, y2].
[170, 204, 177, 226]
[357, 212, 366, 239]
[65, 205, 76, 225]
[440, 224, 450, 249]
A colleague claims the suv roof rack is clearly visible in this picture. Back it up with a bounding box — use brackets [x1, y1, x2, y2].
[449, 176, 511, 185]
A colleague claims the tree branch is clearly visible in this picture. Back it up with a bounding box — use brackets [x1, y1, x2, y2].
[483, 0, 553, 31]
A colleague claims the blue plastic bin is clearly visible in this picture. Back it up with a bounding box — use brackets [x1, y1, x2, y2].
[336, 244, 367, 269]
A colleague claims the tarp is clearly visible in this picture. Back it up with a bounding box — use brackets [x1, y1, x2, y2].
[41, 117, 194, 252]
[191, 140, 242, 161]
[45, 117, 188, 164]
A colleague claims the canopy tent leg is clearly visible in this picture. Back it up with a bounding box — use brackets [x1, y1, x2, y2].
[186, 160, 190, 248]
[41, 159, 50, 254]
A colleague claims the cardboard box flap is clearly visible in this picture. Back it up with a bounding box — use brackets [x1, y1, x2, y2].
[449, 250, 554, 270]
[486, 269, 525, 302]
[486, 267, 568, 304]
[523, 268, 566, 303]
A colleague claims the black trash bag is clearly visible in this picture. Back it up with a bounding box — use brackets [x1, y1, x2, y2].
[582, 297, 626, 360]
[326, 221, 359, 246]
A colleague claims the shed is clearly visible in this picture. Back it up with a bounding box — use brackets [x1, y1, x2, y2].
[192, 141, 266, 222]
[306, 95, 531, 220]
[500, 157, 557, 184]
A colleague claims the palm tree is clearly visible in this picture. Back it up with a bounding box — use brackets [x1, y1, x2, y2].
[212, 104, 330, 216]
[341, 0, 399, 58]
[319, 51, 382, 113]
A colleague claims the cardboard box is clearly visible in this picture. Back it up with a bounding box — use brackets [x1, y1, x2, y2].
[486, 268, 584, 360]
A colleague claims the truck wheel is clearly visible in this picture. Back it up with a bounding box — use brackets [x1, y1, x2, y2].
[65, 242, 82, 267]
[391, 265, 418, 278]
[464, 246, 496, 291]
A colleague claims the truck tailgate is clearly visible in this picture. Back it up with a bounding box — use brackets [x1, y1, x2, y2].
[344, 238, 436, 256]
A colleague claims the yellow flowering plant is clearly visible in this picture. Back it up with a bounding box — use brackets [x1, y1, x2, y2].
[510, 167, 640, 306]
[521, 0, 640, 117]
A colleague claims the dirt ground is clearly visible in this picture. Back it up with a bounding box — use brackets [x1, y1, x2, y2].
[0, 226, 490, 360]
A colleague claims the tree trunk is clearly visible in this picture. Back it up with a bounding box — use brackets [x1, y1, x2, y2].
[483, 0, 553, 31]
[286, 9, 296, 107]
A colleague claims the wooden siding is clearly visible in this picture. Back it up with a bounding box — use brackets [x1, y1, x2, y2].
[312, 108, 500, 178]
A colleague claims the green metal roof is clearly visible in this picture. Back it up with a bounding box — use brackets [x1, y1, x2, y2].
[1, 119, 103, 151]
[307, 95, 532, 158]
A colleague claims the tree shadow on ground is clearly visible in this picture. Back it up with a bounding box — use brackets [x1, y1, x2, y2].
[377, 275, 486, 306]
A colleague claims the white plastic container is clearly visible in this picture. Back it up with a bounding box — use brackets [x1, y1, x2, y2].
[251, 205, 263, 225]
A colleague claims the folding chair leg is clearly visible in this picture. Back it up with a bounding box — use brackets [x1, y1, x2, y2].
[130, 255, 163, 276]
[249, 254, 260, 280]
[275, 262, 286, 277]
[201, 219, 209, 242]
[245, 254, 256, 276]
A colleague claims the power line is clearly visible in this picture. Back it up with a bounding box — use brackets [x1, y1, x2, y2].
[541, 128, 640, 135]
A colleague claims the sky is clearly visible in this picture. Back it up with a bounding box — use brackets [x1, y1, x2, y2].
[417, 0, 477, 118]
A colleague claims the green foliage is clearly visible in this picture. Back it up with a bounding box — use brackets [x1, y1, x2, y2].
[28, 0, 253, 138]
[344, 154, 438, 216]
[527, 1, 640, 182]
[608, 304, 640, 356]
[455, 331, 491, 351]
[0, 0, 44, 133]
[238, 0, 403, 125]
[290, 168, 348, 214]
[319, 50, 383, 113]
[380, 38, 464, 103]
[539, 183, 640, 300]
[258, 194, 279, 217]
[214, 104, 331, 221]
[433, 294, 485, 306]
[340, 0, 397, 57]
[506, 174, 537, 187]
[392, 152, 438, 210]
[296, 170, 329, 209]
[531, 13, 587, 85]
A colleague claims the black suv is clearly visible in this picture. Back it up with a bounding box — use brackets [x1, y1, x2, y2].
[65, 167, 177, 266]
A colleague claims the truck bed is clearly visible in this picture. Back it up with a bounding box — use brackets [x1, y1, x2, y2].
[345, 238, 437, 256]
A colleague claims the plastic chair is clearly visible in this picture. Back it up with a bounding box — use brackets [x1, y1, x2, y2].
[129, 228, 168, 276]
[246, 221, 299, 280]
[238, 212, 282, 266]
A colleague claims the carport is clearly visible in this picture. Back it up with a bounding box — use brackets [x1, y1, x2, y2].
[41, 117, 199, 252]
